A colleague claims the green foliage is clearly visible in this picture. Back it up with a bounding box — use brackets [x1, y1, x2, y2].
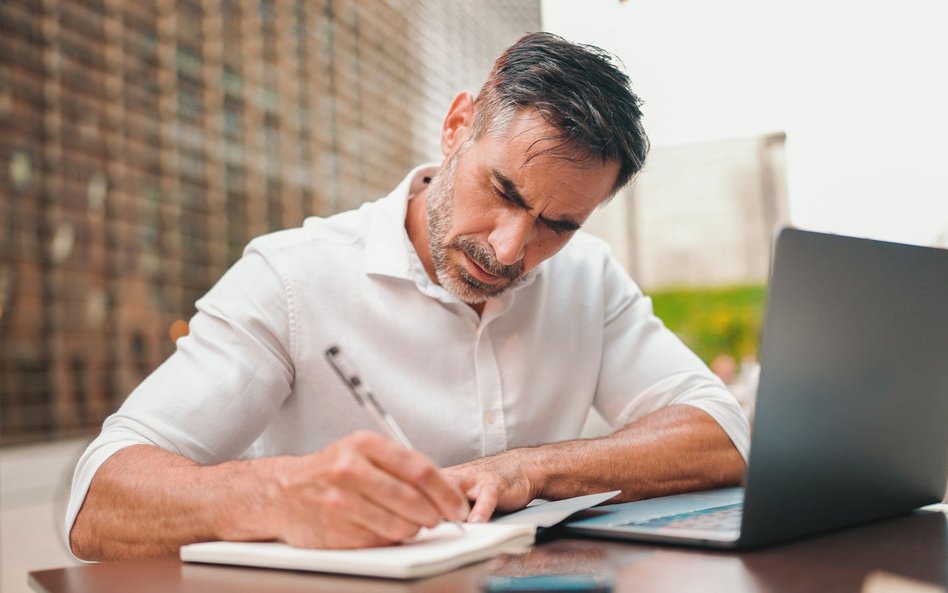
[649, 285, 767, 366]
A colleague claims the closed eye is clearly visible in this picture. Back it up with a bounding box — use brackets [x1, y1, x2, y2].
[490, 184, 517, 205]
[541, 217, 579, 236]
[490, 181, 580, 236]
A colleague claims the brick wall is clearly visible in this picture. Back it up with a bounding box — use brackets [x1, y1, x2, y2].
[0, 0, 541, 445]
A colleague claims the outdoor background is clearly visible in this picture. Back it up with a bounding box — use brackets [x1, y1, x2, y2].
[1, 1, 946, 591]
[0, 0, 542, 446]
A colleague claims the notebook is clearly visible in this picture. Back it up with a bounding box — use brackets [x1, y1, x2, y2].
[563, 228, 948, 549]
[181, 490, 619, 579]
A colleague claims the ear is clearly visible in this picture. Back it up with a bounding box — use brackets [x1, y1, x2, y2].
[440, 92, 475, 156]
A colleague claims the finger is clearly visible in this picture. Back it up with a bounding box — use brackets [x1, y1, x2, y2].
[344, 491, 428, 544]
[468, 483, 499, 523]
[358, 433, 470, 522]
[356, 458, 445, 528]
[328, 437, 445, 528]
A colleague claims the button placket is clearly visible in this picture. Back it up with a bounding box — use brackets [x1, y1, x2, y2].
[474, 324, 507, 457]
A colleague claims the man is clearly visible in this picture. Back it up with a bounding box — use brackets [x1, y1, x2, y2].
[67, 32, 749, 560]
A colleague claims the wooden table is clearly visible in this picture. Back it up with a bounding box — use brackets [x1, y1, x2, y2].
[29, 508, 947, 593]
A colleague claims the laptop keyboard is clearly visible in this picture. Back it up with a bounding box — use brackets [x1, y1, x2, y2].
[620, 502, 744, 531]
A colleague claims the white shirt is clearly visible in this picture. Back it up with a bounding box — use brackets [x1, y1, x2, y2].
[65, 165, 750, 544]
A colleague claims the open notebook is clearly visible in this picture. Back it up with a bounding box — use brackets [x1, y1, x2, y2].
[180, 490, 618, 579]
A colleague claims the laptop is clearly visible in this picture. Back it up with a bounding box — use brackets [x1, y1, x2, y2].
[562, 227, 948, 549]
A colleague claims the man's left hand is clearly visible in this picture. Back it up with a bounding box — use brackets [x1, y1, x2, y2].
[442, 450, 538, 522]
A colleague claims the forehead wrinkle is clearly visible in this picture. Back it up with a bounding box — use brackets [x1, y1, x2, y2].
[504, 163, 595, 223]
[514, 145, 620, 214]
[488, 113, 609, 222]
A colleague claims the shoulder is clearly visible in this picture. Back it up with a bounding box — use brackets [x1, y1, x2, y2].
[547, 230, 627, 282]
[537, 230, 644, 315]
[245, 199, 385, 262]
[557, 230, 613, 261]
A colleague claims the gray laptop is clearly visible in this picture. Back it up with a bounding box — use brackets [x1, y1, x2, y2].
[563, 227, 948, 549]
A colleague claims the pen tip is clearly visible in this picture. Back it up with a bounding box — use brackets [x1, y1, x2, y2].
[327, 345, 339, 356]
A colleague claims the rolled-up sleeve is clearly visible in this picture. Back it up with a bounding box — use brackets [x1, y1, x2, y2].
[592, 255, 751, 463]
[64, 244, 295, 552]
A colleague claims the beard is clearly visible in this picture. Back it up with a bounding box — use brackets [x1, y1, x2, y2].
[425, 148, 525, 305]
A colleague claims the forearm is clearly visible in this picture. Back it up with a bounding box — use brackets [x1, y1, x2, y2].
[70, 444, 276, 561]
[526, 405, 745, 502]
[447, 404, 746, 519]
[70, 432, 470, 560]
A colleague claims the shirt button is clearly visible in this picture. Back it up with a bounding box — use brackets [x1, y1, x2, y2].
[485, 411, 497, 424]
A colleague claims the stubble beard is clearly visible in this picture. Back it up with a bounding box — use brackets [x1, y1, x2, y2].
[426, 149, 524, 305]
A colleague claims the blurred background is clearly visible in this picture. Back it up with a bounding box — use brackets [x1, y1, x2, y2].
[1, 0, 946, 590]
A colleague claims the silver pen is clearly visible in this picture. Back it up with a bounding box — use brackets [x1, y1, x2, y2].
[325, 345, 466, 532]
[325, 345, 414, 449]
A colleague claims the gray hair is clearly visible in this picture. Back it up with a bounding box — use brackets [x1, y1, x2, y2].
[472, 32, 649, 195]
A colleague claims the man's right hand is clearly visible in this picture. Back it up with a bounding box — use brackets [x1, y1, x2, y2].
[70, 432, 469, 560]
[256, 430, 470, 548]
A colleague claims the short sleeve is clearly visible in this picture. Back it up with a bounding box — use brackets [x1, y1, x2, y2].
[64, 246, 295, 555]
[593, 254, 750, 462]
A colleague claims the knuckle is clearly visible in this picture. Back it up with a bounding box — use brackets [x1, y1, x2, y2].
[326, 458, 357, 482]
[321, 488, 348, 512]
[349, 429, 380, 448]
[405, 460, 437, 484]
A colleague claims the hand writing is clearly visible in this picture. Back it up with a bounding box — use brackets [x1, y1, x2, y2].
[263, 430, 469, 548]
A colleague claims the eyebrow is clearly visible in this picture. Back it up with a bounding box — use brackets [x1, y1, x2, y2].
[492, 170, 582, 233]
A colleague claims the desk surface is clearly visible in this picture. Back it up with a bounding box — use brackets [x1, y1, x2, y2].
[29, 508, 947, 593]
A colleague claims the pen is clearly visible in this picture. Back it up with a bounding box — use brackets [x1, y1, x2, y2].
[325, 344, 414, 449]
[324, 345, 466, 532]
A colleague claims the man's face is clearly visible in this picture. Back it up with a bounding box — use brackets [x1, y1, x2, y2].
[423, 109, 620, 305]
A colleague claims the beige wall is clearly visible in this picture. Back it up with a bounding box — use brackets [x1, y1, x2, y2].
[585, 133, 789, 291]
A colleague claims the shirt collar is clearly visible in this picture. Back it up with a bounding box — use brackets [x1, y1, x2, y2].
[363, 164, 542, 301]
[363, 164, 437, 282]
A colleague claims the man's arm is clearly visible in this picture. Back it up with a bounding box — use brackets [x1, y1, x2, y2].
[69, 431, 470, 560]
[443, 405, 745, 522]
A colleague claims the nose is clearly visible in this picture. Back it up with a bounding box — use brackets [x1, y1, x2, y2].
[488, 211, 536, 266]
